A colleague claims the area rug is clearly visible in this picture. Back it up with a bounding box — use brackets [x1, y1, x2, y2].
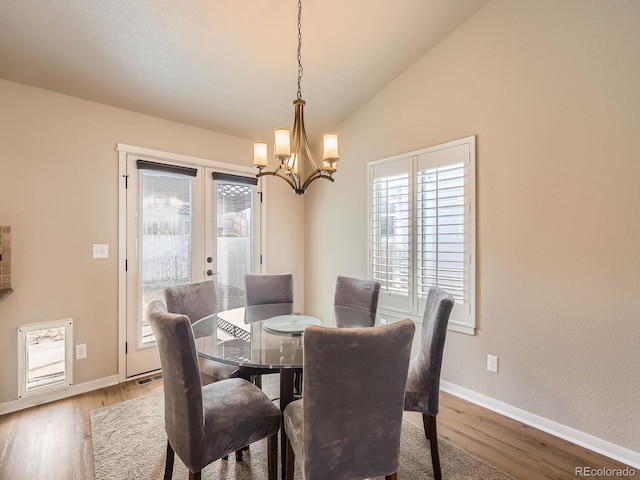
[91, 376, 513, 480]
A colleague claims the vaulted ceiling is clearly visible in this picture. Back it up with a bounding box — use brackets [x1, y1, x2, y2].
[0, 0, 489, 141]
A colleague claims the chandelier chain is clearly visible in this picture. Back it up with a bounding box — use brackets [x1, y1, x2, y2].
[297, 0, 303, 100]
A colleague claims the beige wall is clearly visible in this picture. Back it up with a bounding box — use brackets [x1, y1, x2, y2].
[262, 178, 305, 305]
[305, 0, 640, 453]
[0, 78, 304, 403]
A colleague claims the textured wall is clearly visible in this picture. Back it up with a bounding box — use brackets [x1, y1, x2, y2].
[304, 0, 640, 453]
[0, 79, 304, 402]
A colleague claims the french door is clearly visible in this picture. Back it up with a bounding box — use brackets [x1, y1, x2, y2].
[121, 150, 261, 378]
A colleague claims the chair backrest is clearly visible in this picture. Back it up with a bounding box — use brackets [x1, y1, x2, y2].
[302, 319, 415, 479]
[244, 273, 293, 306]
[164, 280, 217, 324]
[333, 275, 380, 313]
[147, 300, 205, 470]
[407, 286, 454, 416]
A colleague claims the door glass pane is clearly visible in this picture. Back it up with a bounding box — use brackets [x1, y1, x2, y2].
[140, 170, 193, 345]
[215, 181, 254, 311]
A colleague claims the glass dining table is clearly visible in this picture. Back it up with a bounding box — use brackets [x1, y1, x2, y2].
[191, 303, 393, 479]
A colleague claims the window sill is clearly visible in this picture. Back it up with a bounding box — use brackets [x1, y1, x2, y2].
[377, 307, 475, 336]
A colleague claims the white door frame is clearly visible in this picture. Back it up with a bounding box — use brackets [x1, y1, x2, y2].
[117, 143, 263, 382]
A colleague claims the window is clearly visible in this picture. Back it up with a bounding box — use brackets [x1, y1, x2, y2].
[18, 319, 73, 397]
[368, 136, 476, 334]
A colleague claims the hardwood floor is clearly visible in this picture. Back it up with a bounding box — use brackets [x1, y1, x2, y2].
[0, 379, 635, 479]
[404, 392, 636, 480]
[0, 379, 163, 480]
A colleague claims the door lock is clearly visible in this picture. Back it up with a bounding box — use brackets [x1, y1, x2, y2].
[206, 270, 219, 276]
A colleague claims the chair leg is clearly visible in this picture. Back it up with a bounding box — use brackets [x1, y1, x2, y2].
[164, 441, 175, 480]
[267, 434, 278, 480]
[421, 413, 430, 440]
[232, 445, 249, 462]
[286, 437, 295, 480]
[188, 471, 201, 480]
[424, 414, 442, 480]
[385, 474, 398, 480]
[293, 370, 302, 395]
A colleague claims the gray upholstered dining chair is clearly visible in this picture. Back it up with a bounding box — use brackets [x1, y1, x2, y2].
[164, 280, 239, 384]
[245, 273, 294, 306]
[334, 275, 381, 312]
[333, 275, 381, 327]
[283, 319, 415, 480]
[245, 273, 295, 389]
[403, 286, 454, 480]
[147, 300, 281, 480]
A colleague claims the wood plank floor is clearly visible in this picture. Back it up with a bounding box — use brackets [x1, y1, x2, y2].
[0, 378, 635, 479]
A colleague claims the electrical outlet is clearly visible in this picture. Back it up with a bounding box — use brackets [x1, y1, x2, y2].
[92, 244, 109, 259]
[76, 343, 87, 360]
[487, 354, 498, 373]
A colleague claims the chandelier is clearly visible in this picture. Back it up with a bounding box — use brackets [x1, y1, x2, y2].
[252, 0, 340, 195]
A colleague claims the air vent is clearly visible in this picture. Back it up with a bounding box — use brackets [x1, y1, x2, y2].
[136, 374, 162, 386]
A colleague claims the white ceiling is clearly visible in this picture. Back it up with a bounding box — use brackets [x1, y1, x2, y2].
[0, 0, 489, 142]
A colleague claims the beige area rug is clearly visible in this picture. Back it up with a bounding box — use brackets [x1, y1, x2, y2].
[91, 376, 514, 480]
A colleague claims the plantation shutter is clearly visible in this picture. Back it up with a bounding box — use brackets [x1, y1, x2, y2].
[416, 143, 472, 328]
[416, 162, 465, 301]
[370, 157, 411, 312]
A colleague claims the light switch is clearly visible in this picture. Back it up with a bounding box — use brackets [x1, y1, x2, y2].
[93, 244, 109, 259]
[76, 343, 87, 360]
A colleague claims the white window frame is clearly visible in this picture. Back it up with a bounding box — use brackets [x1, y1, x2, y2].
[368, 136, 476, 334]
[18, 319, 74, 398]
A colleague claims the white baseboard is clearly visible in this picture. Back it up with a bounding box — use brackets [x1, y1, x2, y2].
[0, 375, 119, 416]
[441, 380, 640, 470]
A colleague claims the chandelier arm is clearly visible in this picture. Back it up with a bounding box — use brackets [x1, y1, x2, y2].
[293, 99, 321, 171]
[256, 170, 299, 191]
[301, 171, 335, 191]
[291, 101, 304, 172]
[276, 162, 301, 190]
[291, 108, 303, 180]
[302, 128, 321, 171]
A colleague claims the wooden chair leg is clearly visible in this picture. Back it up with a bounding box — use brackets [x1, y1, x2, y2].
[188, 471, 201, 480]
[164, 441, 175, 480]
[421, 412, 430, 440]
[425, 414, 442, 480]
[267, 434, 278, 480]
[385, 473, 398, 480]
[286, 437, 295, 480]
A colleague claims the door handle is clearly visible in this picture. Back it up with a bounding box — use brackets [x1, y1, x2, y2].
[206, 270, 219, 277]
